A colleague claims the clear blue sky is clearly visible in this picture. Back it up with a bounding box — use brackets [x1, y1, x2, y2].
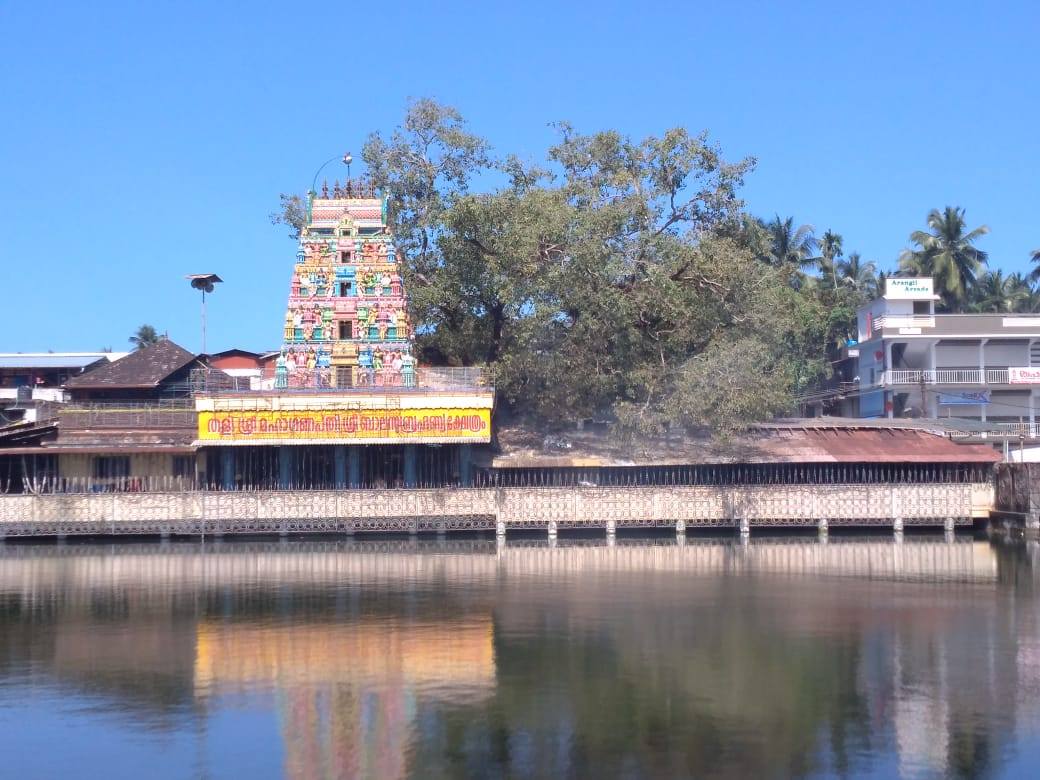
[1, 1, 1037, 353]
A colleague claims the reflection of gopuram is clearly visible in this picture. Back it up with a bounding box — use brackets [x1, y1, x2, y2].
[194, 618, 495, 780]
[278, 182, 411, 390]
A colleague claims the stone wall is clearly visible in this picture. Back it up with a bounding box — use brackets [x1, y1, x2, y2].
[0, 482, 992, 538]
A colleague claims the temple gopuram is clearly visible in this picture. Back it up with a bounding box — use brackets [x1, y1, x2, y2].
[191, 178, 494, 488]
[278, 179, 412, 390]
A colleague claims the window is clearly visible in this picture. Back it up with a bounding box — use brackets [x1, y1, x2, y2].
[339, 321, 353, 339]
[913, 301, 931, 315]
[92, 456, 130, 479]
[338, 281, 353, 297]
[339, 251, 351, 263]
[172, 455, 195, 478]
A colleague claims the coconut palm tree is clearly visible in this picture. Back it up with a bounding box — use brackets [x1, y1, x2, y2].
[765, 215, 818, 268]
[817, 229, 844, 288]
[1028, 248, 1040, 284]
[968, 270, 1030, 313]
[898, 207, 988, 310]
[836, 252, 878, 300]
[129, 324, 160, 351]
[1008, 272, 1033, 312]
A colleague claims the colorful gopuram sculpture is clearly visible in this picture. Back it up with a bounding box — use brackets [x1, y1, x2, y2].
[277, 180, 413, 389]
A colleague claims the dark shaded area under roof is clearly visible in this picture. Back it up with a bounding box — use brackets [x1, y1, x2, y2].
[64, 340, 197, 390]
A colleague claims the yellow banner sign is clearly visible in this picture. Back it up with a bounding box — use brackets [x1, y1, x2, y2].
[198, 408, 491, 443]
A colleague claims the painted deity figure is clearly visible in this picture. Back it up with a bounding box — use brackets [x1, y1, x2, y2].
[358, 347, 374, 385]
[400, 352, 415, 386]
[275, 352, 288, 389]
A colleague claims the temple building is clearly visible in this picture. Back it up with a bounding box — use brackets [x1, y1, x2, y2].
[191, 180, 494, 489]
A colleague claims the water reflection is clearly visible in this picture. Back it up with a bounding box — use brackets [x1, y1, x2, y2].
[0, 537, 1038, 778]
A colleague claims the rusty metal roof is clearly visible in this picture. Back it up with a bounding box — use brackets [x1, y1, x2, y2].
[750, 428, 999, 464]
[490, 425, 1000, 468]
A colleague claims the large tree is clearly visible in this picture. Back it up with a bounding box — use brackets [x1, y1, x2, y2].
[898, 207, 988, 309]
[276, 100, 831, 433]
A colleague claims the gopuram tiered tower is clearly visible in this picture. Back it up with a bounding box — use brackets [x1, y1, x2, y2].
[277, 179, 413, 389]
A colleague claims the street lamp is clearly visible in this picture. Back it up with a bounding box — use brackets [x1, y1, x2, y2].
[186, 274, 222, 355]
[309, 153, 352, 197]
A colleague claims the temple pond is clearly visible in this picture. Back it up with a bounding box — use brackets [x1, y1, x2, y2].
[1, 535, 1039, 778]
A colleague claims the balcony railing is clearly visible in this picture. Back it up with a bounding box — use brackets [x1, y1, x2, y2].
[994, 423, 1040, 439]
[189, 366, 492, 396]
[872, 315, 936, 332]
[59, 401, 197, 429]
[879, 369, 1035, 386]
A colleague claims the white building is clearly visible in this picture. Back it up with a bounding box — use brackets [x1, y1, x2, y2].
[852, 278, 1040, 432]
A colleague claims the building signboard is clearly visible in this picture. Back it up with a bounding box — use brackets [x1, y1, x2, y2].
[885, 277, 934, 299]
[198, 408, 492, 444]
[938, 391, 991, 406]
[1008, 367, 1040, 384]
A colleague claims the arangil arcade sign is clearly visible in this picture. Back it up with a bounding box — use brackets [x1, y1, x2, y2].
[885, 278, 935, 299]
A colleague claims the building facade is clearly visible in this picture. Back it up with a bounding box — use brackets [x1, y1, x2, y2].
[851, 277, 1040, 430]
[191, 181, 494, 489]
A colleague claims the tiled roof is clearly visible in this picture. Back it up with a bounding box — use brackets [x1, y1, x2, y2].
[64, 339, 198, 389]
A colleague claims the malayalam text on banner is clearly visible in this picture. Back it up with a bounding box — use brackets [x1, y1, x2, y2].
[198, 408, 491, 443]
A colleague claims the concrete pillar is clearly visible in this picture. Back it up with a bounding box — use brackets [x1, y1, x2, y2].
[547, 520, 557, 541]
[348, 447, 361, 488]
[979, 339, 989, 422]
[606, 518, 616, 546]
[333, 446, 347, 488]
[221, 448, 235, 491]
[893, 516, 904, 534]
[675, 519, 686, 536]
[496, 520, 506, 538]
[403, 444, 418, 488]
[738, 517, 750, 538]
[1030, 391, 1036, 435]
[459, 444, 473, 487]
[944, 516, 955, 534]
[278, 447, 292, 490]
[884, 341, 894, 419]
[927, 340, 938, 417]
[818, 517, 829, 539]
[1026, 511, 1040, 532]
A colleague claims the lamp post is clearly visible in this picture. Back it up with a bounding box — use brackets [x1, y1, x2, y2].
[186, 274, 223, 355]
[309, 153, 352, 197]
